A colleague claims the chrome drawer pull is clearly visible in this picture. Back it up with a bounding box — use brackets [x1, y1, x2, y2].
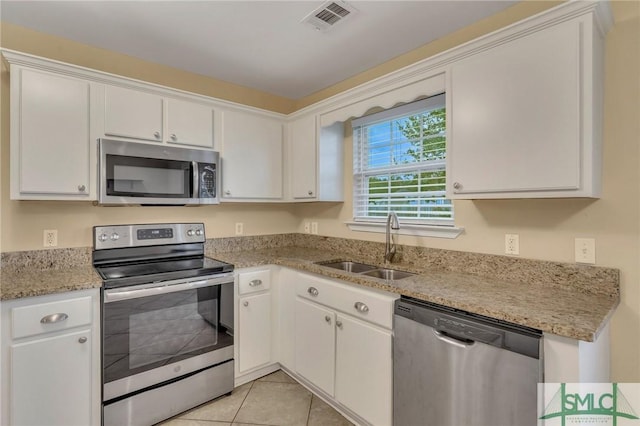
[308, 287, 319, 297]
[249, 279, 262, 287]
[354, 302, 369, 313]
[78, 337, 87, 344]
[40, 313, 68, 324]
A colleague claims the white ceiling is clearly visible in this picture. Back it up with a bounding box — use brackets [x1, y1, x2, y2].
[1, 1, 517, 99]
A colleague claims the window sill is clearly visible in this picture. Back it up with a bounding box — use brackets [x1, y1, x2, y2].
[345, 221, 464, 239]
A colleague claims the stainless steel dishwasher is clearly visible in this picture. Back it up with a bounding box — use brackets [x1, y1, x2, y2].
[394, 297, 542, 426]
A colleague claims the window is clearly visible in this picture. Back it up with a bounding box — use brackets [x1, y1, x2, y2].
[352, 94, 452, 226]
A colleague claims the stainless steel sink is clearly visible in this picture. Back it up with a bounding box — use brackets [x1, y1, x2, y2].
[361, 268, 416, 280]
[316, 261, 378, 273]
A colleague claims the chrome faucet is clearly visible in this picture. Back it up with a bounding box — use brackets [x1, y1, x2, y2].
[385, 211, 400, 263]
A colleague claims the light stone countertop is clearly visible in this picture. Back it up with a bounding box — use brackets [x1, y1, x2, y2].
[208, 246, 619, 342]
[1, 266, 102, 301]
[0, 236, 619, 343]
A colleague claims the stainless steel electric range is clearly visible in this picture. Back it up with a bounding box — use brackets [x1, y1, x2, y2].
[93, 223, 234, 426]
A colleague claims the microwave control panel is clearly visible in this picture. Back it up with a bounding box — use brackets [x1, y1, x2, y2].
[199, 164, 216, 198]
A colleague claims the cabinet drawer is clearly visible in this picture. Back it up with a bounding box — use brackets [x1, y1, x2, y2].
[11, 296, 93, 339]
[238, 270, 271, 295]
[296, 274, 396, 329]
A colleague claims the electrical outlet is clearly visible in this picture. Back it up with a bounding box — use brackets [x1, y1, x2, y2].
[575, 238, 596, 264]
[43, 230, 58, 247]
[304, 222, 311, 233]
[311, 222, 318, 235]
[235, 223, 244, 236]
[505, 234, 519, 255]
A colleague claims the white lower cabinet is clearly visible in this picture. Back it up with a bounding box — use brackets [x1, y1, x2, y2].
[335, 314, 392, 426]
[238, 292, 272, 373]
[293, 271, 397, 426]
[0, 288, 101, 426]
[294, 298, 336, 395]
[236, 268, 274, 377]
[11, 329, 93, 425]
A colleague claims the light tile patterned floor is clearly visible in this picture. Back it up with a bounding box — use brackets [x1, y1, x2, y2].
[159, 370, 353, 426]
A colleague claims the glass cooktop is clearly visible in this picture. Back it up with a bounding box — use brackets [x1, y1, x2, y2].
[96, 256, 234, 289]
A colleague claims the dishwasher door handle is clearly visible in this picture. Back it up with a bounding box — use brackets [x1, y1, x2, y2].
[433, 330, 475, 348]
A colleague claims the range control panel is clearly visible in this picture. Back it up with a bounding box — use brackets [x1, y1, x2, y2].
[94, 223, 205, 250]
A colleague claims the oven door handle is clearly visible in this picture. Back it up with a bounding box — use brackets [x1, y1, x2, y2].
[104, 277, 229, 303]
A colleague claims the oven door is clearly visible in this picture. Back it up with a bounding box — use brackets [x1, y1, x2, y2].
[102, 274, 234, 402]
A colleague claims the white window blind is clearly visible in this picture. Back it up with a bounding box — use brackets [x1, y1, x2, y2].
[352, 94, 453, 225]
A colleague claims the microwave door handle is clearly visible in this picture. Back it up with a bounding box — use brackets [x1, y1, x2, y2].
[192, 161, 199, 198]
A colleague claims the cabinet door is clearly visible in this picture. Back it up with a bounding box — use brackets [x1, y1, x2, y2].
[10, 329, 93, 426]
[449, 19, 581, 197]
[294, 298, 335, 396]
[166, 98, 214, 148]
[221, 110, 283, 199]
[13, 68, 91, 198]
[289, 115, 317, 199]
[238, 292, 272, 373]
[104, 85, 163, 142]
[335, 314, 392, 426]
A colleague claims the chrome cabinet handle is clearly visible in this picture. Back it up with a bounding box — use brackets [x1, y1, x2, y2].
[77, 184, 86, 192]
[325, 315, 331, 323]
[249, 279, 262, 287]
[40, 313, 68, 324]
[243, 301, 249, 307]
[78, 337, 87, 344]
[453, 182, 461, 190]
[153, 131, 161, 139]
[308, 190, 313, 196]
[224, 190, 231, 195]
[336, 320, 343, 329]
[307, 287, 319, 297]
[354, 302, 369, 313]
[170, 133, 177, 141]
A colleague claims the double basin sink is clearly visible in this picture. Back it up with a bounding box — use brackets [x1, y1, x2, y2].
[316, 260, 416, 280]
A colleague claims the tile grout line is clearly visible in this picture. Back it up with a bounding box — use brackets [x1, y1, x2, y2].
[305, 394, 314, 426]
[231, 380, 255, 425]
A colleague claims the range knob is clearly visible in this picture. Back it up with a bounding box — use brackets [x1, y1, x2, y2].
[187, 229, 195, 237]
[195, 229, 203, 236]
[110, 233, 120, 241]
[98, 233, 109, 242]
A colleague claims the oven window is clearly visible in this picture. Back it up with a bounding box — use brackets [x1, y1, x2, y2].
[103, 283, 233, 383]
[106, 154, 191, 198]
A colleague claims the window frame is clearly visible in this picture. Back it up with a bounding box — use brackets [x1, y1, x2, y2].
[351, 94, 454, 228]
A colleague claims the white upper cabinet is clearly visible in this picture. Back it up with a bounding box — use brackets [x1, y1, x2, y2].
[166, 98, 214, 148]
[221, 109, 283, 200]
[287, 115, 344, 202]
[448, 14, 605, 198]
[104, 85, 164, 142]
[289, 115, 317, 199]
[10, 67, 93, 200]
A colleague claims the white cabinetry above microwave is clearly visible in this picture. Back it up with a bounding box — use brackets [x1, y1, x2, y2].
[98, 85, 214, 149]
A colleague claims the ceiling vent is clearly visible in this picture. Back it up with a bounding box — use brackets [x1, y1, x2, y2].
[302, 1, 357, 32]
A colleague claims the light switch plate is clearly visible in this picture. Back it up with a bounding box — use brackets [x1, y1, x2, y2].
[235, 223, 244, 236]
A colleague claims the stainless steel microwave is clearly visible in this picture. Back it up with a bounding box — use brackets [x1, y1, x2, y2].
[98, 139, 219, 205]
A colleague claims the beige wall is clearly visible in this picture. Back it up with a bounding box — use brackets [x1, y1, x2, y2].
[1, 1, 638, 381]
